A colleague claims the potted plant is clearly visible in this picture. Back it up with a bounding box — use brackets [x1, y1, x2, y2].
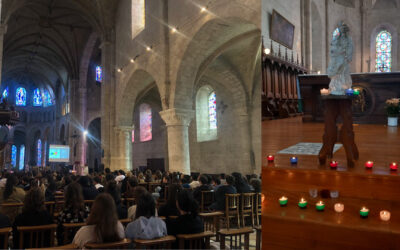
[385, 98, 400, 126]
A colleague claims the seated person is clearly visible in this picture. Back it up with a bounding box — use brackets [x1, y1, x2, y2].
[158, 184, 182, 217]
[209, 175, 237, 211]
[192, 175, 212, 204]
[78, 176, 99, 200]
[73, 193, 125, 248]
[128, 186, 156, 219]
[125, 192, 166, 240]
[0, 174, 25, 222]
[106, 181, 127, 219]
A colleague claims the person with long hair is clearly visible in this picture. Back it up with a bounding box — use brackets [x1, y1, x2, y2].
[125, 192, 166, 240]
[73, 193, 124, 248]
[158, 184, 182, 217]
[127, 186, 148, 219]
[106, 180, 127, 219]
[0, 174, 25, 222]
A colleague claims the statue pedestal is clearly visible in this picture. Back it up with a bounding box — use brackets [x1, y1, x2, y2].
[319, 95, 359, 167]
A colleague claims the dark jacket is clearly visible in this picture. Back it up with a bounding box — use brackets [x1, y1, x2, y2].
[193, 184, 212, 204]
[81, 186, 99, 200]
[166, 214, 204, 249]
[210, 185, 237, 211]
[158, 204, 180, 218]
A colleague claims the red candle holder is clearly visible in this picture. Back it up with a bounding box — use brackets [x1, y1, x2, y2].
[365, 161, 374, 169]
[390, 162, 398, 171]
[330, 161, 338, 168]
[267, 155, 274, 162]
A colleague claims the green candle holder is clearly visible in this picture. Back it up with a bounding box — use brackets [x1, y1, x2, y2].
[316, 203, 325, 211]
[279, 198, 288, 206]
[298, 202, 307, 209]
[353, 89, 360, 95]
[360, 209, 369, 218]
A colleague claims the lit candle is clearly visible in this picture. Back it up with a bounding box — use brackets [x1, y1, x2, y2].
[267, 155, 274, 162]
[380, 210, 391, 222]
[365, 161, 374, 169]
[298, 198, 307, 209]
[330, 160, 338, 168]
[316, 200, 325, 211]
[320, 88, 329, 96]
[353, 89, 360, 95]
[345, 88, 354, 96]
[334, 203, 344, 213]
[390, 162, 398, 171]
[360, 207, 369, 218]
[279, 196, 288, 206]
[290, 156, 298, 164]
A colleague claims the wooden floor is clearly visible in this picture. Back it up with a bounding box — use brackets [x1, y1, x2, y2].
[262, 116, 400, 175]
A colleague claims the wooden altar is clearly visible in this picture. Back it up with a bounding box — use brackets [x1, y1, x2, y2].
[298, 72, 400, 124]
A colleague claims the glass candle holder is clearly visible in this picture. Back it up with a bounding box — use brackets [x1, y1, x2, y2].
[334, 203, 344, 213]
[345, 88, 354, 96]
[290, 156, 298, 164]
[365, 161, 374, 169]
[360, 207, 369, 218]
[316, 201, 325, 211]
[267, 155, 274, 162]
[298, 198, 307, 209]
[380, 210, 391, 222]
[330, 161, 338, 168]
[279, 196, 288, 206]
[390, 162, 398, 171]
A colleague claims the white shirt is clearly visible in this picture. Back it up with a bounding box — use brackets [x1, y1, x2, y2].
[95, 183, 104, 190]
[73, 221, 125, 248]
[189, 180, 200, 189]
[115, 175, 125, 183]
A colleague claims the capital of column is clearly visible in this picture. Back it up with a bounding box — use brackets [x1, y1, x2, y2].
[114, 125, 134, 133]
[159, 108, 194, 127]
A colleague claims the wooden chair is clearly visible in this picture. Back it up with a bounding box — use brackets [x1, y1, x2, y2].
[119, 218, 132, 227]
[148, 182, 160, 193]
[218, 227, 254, 250]
[134, 235, 176, 249]
[199, 212, 223, 241]
[62, 222, 85, 244]
[125, 198, 135, 207]
[240, 193, 255, 227]
[27, 243, 78, 249]
[176, 231, 215, 249]
[254, 193, 262, 226]
[17, 224, 57, 249]
[85, 238, 132, 249]
[254, 225, 261, 250]
[0, 227, 11, 249]
[224, 194, 240, 230]
[200, 191, 215, 212]
[44, 201, 56, 215]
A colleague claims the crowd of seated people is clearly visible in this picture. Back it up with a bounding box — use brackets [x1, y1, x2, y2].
[0, 168, 261, 248]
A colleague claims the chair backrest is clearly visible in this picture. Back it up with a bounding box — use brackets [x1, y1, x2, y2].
[62, 222, 86, 244]
[119, 218, 132, 227]
[199, 212, 223, 235]
[177, 231, 215, 249]
[200, 191, 215, 212]
[241, 193, 255, 212]
[84, 200, 94, 208]
[148, 183, 160, 193]
[85, 238, 132, 249]
[124, 198, 135, 207]
[17, 224, 57, 249]
[134, 235, 176, 249]
[44, 201, 56, 215]
[256, 193, 262, 210]
[225, 194, 240, 212]
[0, 227, 11, 249]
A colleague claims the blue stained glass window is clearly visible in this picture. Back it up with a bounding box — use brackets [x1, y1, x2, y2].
[37, 139, 42, 166]
[43, 90, 53, 106]
[43, 141, 47, 166]
[96, 66, 102, 82]
[11, 145, 17, 167]
[376, 30, 392, 72]
[208, 91, 217, 129]
[2, 87, 8, 99]
[16, 87, 26, 106]
[333, 28, 340, 39]
[19, 145, 25, 170]
[33, 88, 42, 106]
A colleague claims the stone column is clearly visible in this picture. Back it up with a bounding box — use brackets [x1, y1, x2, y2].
[159, 108, 194, 175]
[237, 110, 254, 174]
[0, 24, 7, 85]
[77, 87, 87, 165]
[113, 126, 133, 171]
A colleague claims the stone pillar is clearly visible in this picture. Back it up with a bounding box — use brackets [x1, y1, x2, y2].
[159, 108, 194, 175]
[113, 126, 133, 171]
[237, 110, 254, 174]
[0, 24, 7, 85]
[77, 87, 87, 165]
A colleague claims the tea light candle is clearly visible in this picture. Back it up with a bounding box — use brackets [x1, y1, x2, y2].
[380, 210, 391, 222]
[298, 198, 307, 209]
[390, 162, 398, 171]
[279, 196, 288, 206]
[334, 203, 344, 213]
[316, 200, 325, 211]
[345, 88, 354, 96]
[290, 156, 298, 164]
[360, 207, 369, 218]
[330, 160, 338, 168]
[267, 155, 274, 162]
[353, 89, 360, 95]
[365, 161, 374, 169]
[320, 88, 329, 95]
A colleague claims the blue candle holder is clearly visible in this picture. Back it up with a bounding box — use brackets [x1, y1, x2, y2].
[345, 89, 354, 96]
[290, 156, 298, 164]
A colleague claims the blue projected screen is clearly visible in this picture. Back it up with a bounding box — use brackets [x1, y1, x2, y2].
[49, 145, 70, 163]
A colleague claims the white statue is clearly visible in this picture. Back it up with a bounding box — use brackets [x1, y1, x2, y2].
[327, 22, 353, 95]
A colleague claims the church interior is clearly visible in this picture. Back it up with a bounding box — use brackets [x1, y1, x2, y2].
[0, 0, 264, 249]
[262, 0, 400, 249]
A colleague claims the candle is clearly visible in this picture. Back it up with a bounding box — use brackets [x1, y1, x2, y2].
[353, 89, 360, 95]
[267, 155, 274, 162]
[365, 161, 374, 169]
[316, 200, 325, 211]
[320, 88, 329, 95]
[330, 160, 338, 168]
[290, 156, 298, 164]
[298, 198, 307, 209]
[380, 210, 391, 222]
[390, 162, 398, 171]
[334, 203, 344, 213]
[345, 88, 354, 96]
[279, 196, 288, 206]
[360, 207, 369, 218]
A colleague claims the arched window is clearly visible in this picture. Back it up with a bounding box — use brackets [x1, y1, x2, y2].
[96, 66, 102, 82]
[37, 139, 42, 166]
[33, 88, 42, 106]
[16, 87, 26, 106]
[196, 86, 218, 142]
[139, 103, 152, 142]
[11, 145, 17, 167]
[43, 90, 54, 106]
[19, 145, 25, 170]
[2, 87, 8, 100]
[376, 30, 392, 72]
[131, 0, 145, 39]
[43, 141, 47, 166]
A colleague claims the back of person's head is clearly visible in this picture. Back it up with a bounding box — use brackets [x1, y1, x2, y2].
[135, 192, 155, 220]
[4, 174, 18, 200]
[105, 173, 114, 182]
[118, 170, 125, 176]
[105, 168, 111, 174]
[199, 175, 208, 185]
[65, 182, 84, 211]
[93, 176, 101, 184]
[250, 178, 261, 193]
[213, 176, 221, 186]
[128, 177, 138, 188]
[133, 186, 147, 199]
[78, 176, 91, 187]
[177, 189, 199, 216]
[87, 193, 121, 243]
[231, 172, 245, 186]
[23, 187, 45, 213]
[105, 180, 121, 204]
[220, 173, 226, 179]
[182, 175, 190, 184]
[226, 175, 235, 185]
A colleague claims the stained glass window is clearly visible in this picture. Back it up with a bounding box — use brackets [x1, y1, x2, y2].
[37, 139, 42, 166]
[16, 87, 26, 106]
[33, 88, 42, 106]
[43, 141, 47, 167]
[208, 91, 217, 129]
[11, 145, 17, 167]
[333, 27, 340, 39]
[132, 129, 135, 143]
[96, 66, 102, 82]
[19, 145, 25, 170]
[376, 30, 392, 72]
[2, 87, 8, 100]
[43, 90, 53, 106]
[139, 103, 152, 142]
